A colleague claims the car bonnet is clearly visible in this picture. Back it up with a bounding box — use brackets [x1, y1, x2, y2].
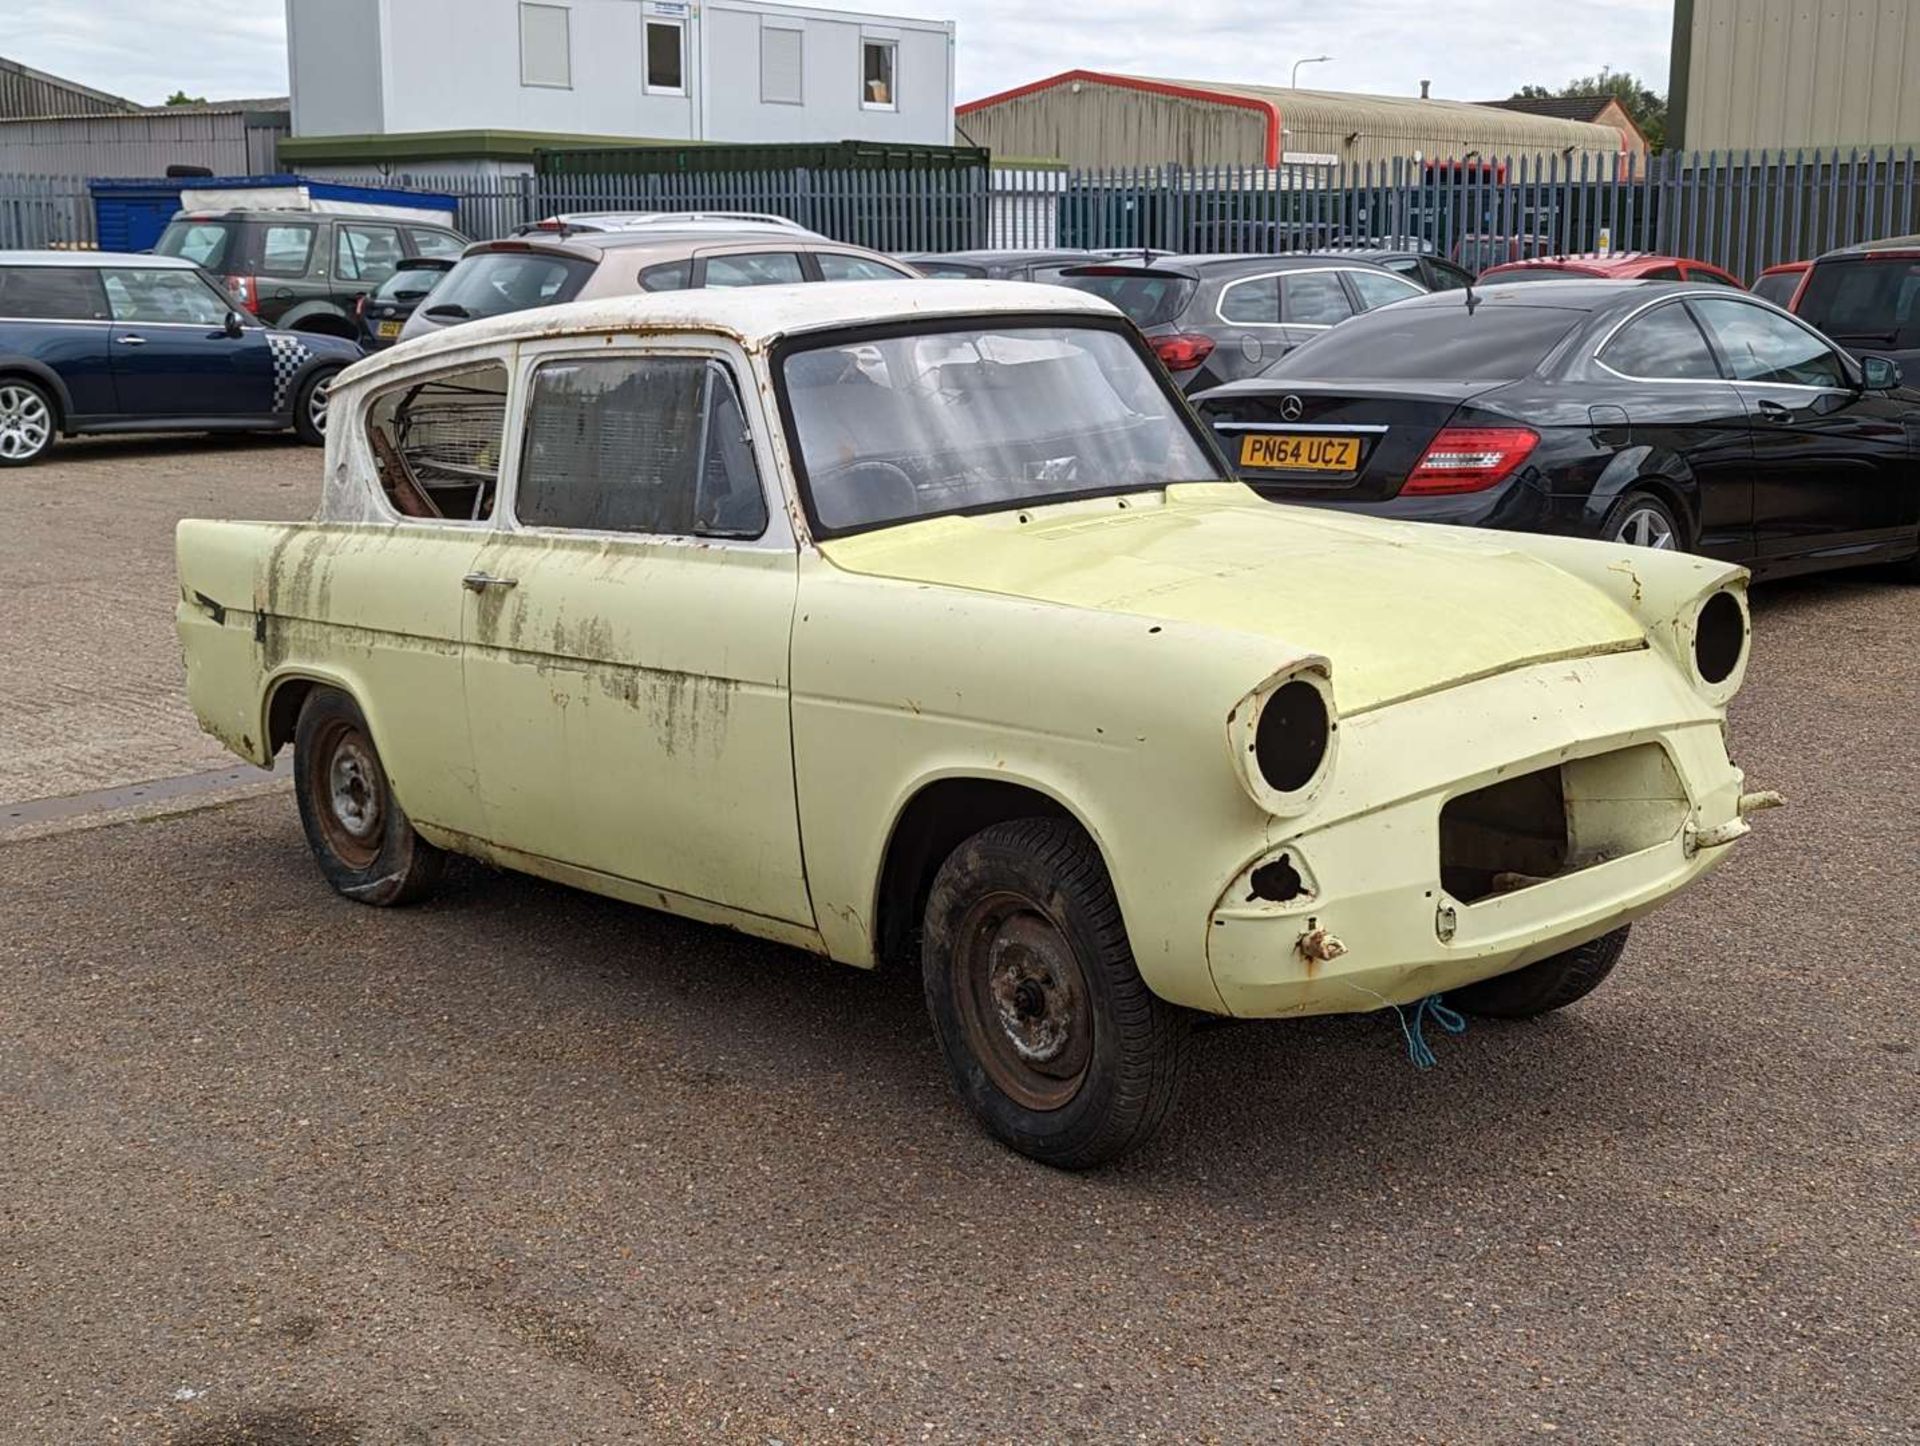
[816, 485, 1648, 716]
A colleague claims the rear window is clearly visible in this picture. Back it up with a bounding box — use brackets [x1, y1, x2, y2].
[1268, 305, 1582, 382]
[1795, 256, 1920, 350]
[1052, 269, 1197, 328]
[155, 220, 235, 271]
[423, 251, 594, 322]
[1751, 271, 1802, 307]
[0, 265, 108, 320]
[913, 261, 986, 279]
[373, 264, 451, 304]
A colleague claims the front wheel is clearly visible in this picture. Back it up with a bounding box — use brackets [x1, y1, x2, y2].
[292, 367, 339, 447]
[1449, 925, 1630, 1019]
[0, 378, 56, 466]
[293, 687, 443, 905]
[922, 818, 1190, 1170]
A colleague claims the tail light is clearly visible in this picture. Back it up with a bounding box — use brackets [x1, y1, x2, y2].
[1150, 333, 1216, 372]
[1403, 426, 1540, 495]
[224, 274, 259, 314]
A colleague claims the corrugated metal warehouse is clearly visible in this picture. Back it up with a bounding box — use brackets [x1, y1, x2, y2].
[0, 102, 289, 178]
[1669, 0, 1920, 152]
[0, 54, 134, 120]
[957, 70, 1626, 170]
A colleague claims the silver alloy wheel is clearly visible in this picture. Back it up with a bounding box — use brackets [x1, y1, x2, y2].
[1615, 505, 1676, 550]
[0, 383, 52, 461]
[306, 374, 331, 435]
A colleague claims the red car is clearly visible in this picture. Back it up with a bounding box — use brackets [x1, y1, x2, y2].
[1751, 260, 1811, 308]
[1478, 252, 1747, 288]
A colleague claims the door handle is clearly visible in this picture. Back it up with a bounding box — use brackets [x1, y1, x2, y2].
[116, 334, 146, 345]
[462, 572, 518, 592]
[1756, 399, 1793, 421]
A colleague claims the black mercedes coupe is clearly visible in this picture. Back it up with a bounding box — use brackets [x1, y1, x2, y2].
[1193, 280, 1920, 580]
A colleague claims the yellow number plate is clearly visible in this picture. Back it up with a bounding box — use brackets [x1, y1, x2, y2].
[1239, 433, 1361, 472]
[376, 320, 403, 338]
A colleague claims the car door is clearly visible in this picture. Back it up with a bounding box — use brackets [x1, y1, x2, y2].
[1689, 295, 1917, 562]
[460, 343, 812, 925]
[0, 263, 118, 421]
[100, 266, 276, 417]
[1593, 298, 1754, 559]
[333, 221, 405, 314]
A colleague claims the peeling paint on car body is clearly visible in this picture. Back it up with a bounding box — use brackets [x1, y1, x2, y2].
[177, 284, 1767, 1022]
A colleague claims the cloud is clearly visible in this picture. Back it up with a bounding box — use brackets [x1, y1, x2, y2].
[0, 0, 1673, 110]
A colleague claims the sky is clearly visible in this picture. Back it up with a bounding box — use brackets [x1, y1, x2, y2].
[0, 0, 1676, 108]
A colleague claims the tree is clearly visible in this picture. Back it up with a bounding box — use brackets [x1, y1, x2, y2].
[1511, 69, 1667, 152]
[164, 90, 207, 107]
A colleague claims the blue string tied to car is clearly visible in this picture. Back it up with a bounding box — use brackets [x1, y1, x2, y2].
[1395, 993, 1467, 1069]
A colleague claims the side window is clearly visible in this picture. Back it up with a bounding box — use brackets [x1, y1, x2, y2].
[639, 260, 693, 292]
[168, 223, 232, 269]
[408, 228, 466, 261]
[336, 224, 404, 284]
[1282, 272, 1357, 326]
[1424, 260, 1474, 292]
[1347, 268, 1424, 311]
[1691, 297, 1848, 388]
[1600, 302, 1723, 380]
[703, 252, 805, 288]
[518, 356, 768, 539]
[100, 268, 231, 325]
[259, 224, 315, 278]
[365, 362, 508, 522]
[1217, 275, 1280, 324]
[0, 266, 108, 320]
[815, 253, 905, 282]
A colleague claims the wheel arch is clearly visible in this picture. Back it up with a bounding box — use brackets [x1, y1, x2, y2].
[869, 770, 1111, 973]
[278, 303, 356, 338]
[0, 358, 73, 431]
[1591, 456, 1701, 549]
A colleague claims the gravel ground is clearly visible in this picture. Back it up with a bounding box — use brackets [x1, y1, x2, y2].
[0, 443, 1915, 1443]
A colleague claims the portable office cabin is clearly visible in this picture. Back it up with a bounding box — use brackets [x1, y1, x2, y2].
[957, 71, 1625, 171]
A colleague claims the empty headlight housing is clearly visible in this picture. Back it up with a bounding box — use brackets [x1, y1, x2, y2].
[1229, 663, 1338, 815]
[1682, 585, 1750, 703]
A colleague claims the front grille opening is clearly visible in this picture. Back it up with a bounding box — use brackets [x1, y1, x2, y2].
[1440, 766, 1569, 903]
[1440, 744, 1689, 905]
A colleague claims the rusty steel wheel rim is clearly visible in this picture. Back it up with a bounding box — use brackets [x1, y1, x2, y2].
[952, 892, 1094, 1112]
[308, 718, 383, 869]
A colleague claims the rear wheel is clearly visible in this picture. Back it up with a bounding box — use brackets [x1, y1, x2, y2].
[293, 687, 443, 905]
[1449, 925, 1630, 1019]
[1604, 491, 1683, 551]
[293, 367, 338, 446]
[922, 818, 1190, 1170]
[0, 378, 56, 466]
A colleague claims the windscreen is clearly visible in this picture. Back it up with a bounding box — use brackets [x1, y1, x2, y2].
[1267, 305, 1582, 382]
[1051, 269, 1197, 328]
[1795, 256, 1920, 350]
[782, 324, 1225, 534]
[423, 251, 593, 321]
[155, 219, 235, 271]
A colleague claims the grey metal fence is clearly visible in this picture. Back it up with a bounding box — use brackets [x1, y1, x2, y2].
[5, 149, 1918, 278]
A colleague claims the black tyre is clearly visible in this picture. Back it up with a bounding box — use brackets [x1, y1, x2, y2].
[0, 377, 57, 466]
[293, 687, 443, 906]
[292, 366, 339, 447]
[1449, 925, 1630, 1019]
[1602, 491, 1684, 552]
[922, 818, 1190, 1170]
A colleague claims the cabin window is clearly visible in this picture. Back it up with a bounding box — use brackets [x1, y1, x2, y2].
[365, 361, 509, 523]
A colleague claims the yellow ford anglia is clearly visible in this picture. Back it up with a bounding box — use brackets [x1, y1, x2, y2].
[177, 281, 1775, 1168]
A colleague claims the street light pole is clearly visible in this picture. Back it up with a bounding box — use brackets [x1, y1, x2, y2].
[1291, 55, 1331, 88]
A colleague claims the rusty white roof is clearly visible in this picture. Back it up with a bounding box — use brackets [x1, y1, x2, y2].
[340, 279, 1122, 382]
